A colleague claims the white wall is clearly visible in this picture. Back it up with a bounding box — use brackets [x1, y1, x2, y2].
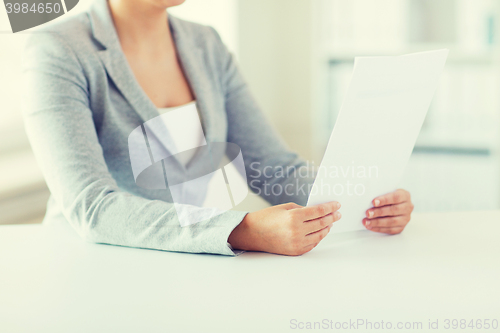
[238, 0, 316, 161]
[168, 0, 238, 56]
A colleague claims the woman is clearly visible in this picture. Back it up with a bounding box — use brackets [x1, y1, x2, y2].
[22, 0, 414, 256]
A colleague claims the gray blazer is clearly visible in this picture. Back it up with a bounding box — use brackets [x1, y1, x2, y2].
[21, 0, 314, 255]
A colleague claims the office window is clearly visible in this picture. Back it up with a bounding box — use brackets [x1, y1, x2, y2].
[315, 0, 500, 211]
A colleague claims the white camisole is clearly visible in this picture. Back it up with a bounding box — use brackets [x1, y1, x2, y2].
[157, 101, 205, 166]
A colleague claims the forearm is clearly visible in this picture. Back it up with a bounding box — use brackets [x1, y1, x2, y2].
[83, 192, 247, 255]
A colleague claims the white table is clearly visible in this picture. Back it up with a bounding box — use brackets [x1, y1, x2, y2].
[1, 211, 499, 333]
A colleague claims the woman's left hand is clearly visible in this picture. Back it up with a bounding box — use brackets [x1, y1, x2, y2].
[363, 189, 414, 235]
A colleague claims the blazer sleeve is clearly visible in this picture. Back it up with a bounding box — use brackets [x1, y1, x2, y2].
[210, 29, 316, 206]
[21, 31, 247, 256]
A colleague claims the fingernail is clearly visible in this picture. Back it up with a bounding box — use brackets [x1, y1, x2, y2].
[366, 220, 371, 226]
[374, 199, 380, 207]
[336, 202, 341, 209]
[368, 210, 374, 218]
[335, 211, 342, 219]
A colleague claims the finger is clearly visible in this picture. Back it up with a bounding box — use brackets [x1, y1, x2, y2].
[366, 202, 411, 219]
[364, 226, 405, 235]
[293, 201, 340, 221]
[363, 216, 408, 228]
[305, 224, 332, 244]
[300, 242, 319, 255]
[373, 189, 410, 207]
[304, 211, 341, 234]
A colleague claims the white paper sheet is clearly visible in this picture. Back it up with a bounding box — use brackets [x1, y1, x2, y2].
[307, 49, 449, 233]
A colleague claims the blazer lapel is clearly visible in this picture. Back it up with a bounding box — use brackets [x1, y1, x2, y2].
[87, 0, 218, 171]
[169, 16, 220, 172]
[169, 16, 216, 147]
[87, 0, 160, 125]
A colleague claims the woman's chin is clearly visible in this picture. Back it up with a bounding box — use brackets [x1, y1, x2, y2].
[154, 0, 186, 9]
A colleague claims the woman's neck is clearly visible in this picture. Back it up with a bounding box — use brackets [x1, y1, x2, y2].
[108, 0, 173, 54]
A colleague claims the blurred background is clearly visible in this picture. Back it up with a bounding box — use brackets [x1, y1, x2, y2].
[1, 0, 499, 225]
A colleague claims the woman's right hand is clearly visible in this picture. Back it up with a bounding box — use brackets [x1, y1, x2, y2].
[228, 201, 342, 256]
